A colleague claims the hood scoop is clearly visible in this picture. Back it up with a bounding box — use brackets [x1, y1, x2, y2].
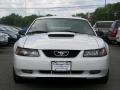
[48, 34, 74, 38]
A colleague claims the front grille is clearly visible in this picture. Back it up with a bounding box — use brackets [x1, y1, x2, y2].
[42, 50, 80, 58]
[39, 70, 84, 74]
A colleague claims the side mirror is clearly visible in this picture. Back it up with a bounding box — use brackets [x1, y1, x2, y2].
[18, 30, 26, 35]
[96, 31, 104, 37]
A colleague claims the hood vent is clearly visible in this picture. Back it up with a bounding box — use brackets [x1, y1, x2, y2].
[48, 34, 74, 37]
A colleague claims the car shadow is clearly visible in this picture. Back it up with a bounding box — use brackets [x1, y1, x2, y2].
[0, 44, 13, 48]
[16, 78, 107, 89]
[0, 44, 13, 53]
[110, 44, 120, 47]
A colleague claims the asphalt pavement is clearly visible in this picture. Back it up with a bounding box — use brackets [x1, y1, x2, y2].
[0, 44, 120, 90]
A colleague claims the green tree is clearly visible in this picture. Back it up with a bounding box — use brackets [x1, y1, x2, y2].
[46, 14, 53, 16]
[0, 13, 22, 27]
[92, 2, 120, 24]
[72, 13, 86, 18]
[21, 15, 39, 27]
[0, 13, 54, 27]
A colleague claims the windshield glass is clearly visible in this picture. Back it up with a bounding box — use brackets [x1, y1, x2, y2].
[0, 26, 17, 36]
[27, 18, 95, 35]
[95, 22, 113, 28]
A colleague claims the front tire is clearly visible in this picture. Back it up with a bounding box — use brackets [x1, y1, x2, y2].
[97, 71, 109, 84]
[13, 68, 25, 83]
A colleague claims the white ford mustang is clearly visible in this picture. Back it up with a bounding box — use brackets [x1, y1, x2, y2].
[13, 16, 109, 83]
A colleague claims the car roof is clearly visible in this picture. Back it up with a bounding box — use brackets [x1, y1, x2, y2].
[36, 16, 87, 21]
[115, 20, 120, 22]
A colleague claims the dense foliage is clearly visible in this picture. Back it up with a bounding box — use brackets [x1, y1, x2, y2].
[0, 14, 53, 28]
[74, 2, 120, 24]
[93, 2, 120, 23]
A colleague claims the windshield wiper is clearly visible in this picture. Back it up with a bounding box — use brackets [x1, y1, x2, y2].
[27, 31, 48, 35]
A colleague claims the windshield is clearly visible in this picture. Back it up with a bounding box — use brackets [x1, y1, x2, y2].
[4, 26, 18, 34]
[95, 22, 113, 28]
[27, 18, 95, 35]
[0, 26, 17, 34]
[0, 26, 17, 36]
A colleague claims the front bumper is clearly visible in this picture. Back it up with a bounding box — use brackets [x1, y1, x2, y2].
[14, 50, 109, 79]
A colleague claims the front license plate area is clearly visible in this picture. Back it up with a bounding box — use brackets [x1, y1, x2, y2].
[51, 61, 71, 72]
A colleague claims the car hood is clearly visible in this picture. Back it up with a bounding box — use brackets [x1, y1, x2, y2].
[18, 32, 105, 50]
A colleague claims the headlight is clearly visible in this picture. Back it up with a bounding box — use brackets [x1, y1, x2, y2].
[83, 48, 107, 57]
[15, 47, 40, 57]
